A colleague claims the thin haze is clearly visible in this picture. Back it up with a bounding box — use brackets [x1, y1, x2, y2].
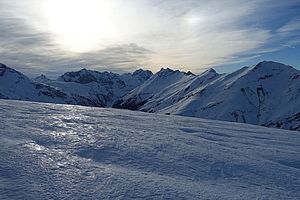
[0, 0, 299, 77]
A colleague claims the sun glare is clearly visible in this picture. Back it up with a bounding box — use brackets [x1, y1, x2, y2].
[185, 15, 205, 25]
[42, 0, 119, 52]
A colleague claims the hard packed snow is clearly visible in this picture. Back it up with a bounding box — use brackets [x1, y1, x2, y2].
[0, 100, 299, 199]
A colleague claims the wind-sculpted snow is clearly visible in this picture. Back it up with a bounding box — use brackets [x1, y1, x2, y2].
[0, 100, 299, 199]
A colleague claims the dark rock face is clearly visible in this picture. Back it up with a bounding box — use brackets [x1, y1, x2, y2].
[0, 92, 8, 99]
[132, 69, 153, 80]
[59, 70, 98, 84]
[58, 69, 119, 85]
[113, 97, 149, 110]
[0, 63, 7, 76]
[0, 63, 7, 68]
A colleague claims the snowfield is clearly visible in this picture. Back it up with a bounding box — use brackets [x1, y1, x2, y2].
[0, 100, 299, 199]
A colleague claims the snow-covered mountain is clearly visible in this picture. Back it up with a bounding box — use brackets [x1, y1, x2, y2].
[114, 68, 198, 110]
[1, 99, 299, 199]
[34, 74, 51, 83]
[114, 61, 300, 131]
[0, 63, 97, 106]
[36, 68, 153, 107]
[1, 61, 299, 131]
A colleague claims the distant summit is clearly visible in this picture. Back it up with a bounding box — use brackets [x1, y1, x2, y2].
[34, 74, 50, 83]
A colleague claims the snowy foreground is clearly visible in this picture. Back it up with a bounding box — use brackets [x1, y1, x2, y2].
[0, 100, 299, 199]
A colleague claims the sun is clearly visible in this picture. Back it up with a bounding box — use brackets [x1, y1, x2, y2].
[184, 15, 205, 25]
[41, 0, 119, 52]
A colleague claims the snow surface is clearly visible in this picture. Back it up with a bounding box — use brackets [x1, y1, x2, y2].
[0, 99, 299, 199]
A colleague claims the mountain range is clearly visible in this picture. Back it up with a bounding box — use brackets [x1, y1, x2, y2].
[0, 61, 299, 131]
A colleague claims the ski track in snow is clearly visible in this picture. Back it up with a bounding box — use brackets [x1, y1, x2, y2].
[0, 100, 299, 199]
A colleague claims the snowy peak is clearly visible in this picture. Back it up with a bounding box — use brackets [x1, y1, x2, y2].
[209, 68, 216, 73]
[245, 61, 295, 78]
[222, 61, 299, 89]
[175, 62, 300, 130]
[121, 69, 153, 85]
[0, 64, 30, 82]
[34, 74, 51, 83]
[145, 68, 194, 89]
[158, 67, 176, 73]
[57, 68, 153, 88]
[53, 68, 153, 106]
[199, 68, 219, 78]
[113, 68, 200, 110]
[156, 68, 176, 78]
[252, 61, 293, 71]
[29, 67, 154, 107]
[202, 68, 218, 75]
[156, 67, 194, 78]
[144, 67, 195, 87]
[132, 69, 153, 79]
[252, 61, 299, 82]
[57, 69, 118, 85]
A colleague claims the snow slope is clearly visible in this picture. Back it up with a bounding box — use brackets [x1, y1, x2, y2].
[37, 68, 153, 107]
[0, 64, 97, 106]
[115, 62, 300, 131]
[0, 99, 299, 199]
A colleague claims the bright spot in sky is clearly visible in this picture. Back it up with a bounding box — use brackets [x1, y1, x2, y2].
[184, 15, 205, 25]
[42, 0, 119, 52]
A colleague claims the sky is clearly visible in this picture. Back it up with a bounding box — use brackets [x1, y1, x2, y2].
[0, 0, 299, 78]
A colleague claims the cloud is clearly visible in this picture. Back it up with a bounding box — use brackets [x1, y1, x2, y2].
[287, 39, 300, 46]
[0, 14, 153, 78]
[276, 17, 300, 49]
[0, 0, 299, 76]
[279, 21, 300, 33]
[141, 0, 274, 69]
